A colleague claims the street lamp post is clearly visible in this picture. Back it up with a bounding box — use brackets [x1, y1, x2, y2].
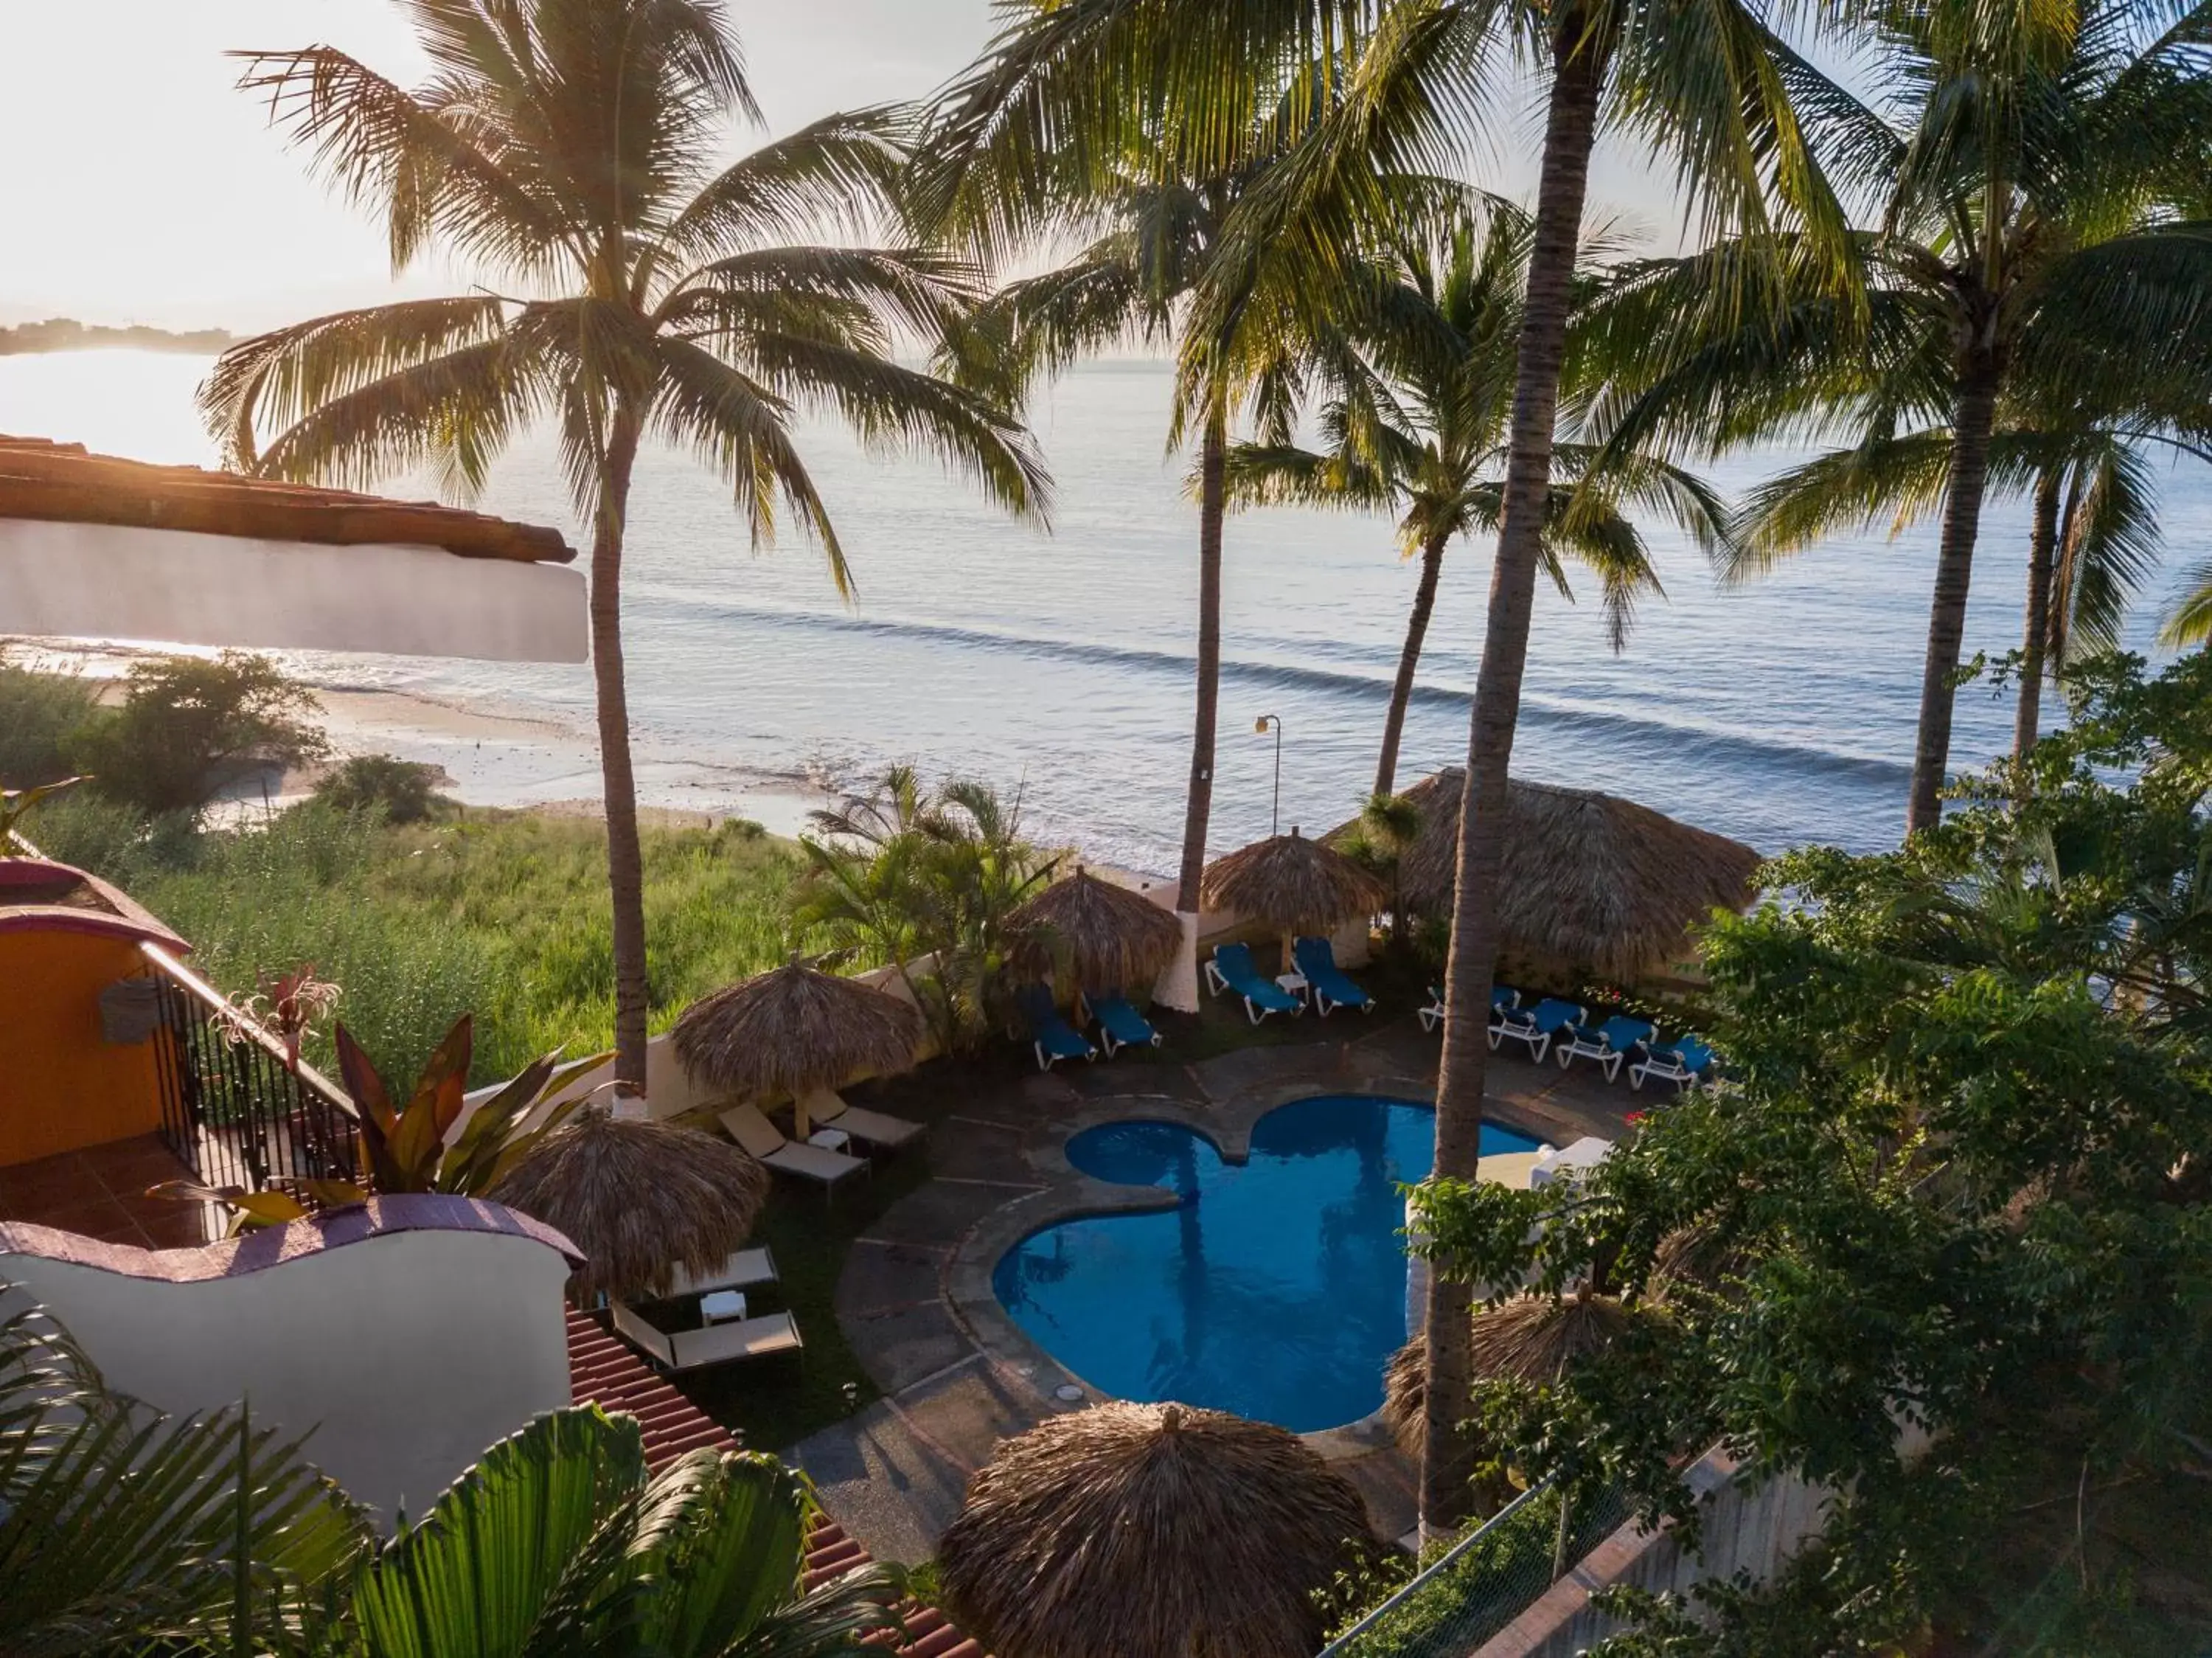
[1253, 713, 1283, 836]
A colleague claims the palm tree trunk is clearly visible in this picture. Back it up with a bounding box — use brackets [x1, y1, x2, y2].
[1175, 401, 1229, 915]
[1375, 530, 1449, 798]
[589, 412, 651, 1095]
[1419, 21, 1604, 1540]
[2013, 467, 2062, 763]
[1905, 348, 2001, 836]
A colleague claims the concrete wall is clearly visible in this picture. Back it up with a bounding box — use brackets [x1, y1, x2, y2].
[0, 1198, 579, 1525]
[1476, 1449, 1830, 1658]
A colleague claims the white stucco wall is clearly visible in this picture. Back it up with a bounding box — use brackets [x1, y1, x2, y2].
[0, 518, 587, 662]
[0, 1207, 577, 1525]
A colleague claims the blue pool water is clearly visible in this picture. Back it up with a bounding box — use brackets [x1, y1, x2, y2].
[993, 1096, 1543, 1432]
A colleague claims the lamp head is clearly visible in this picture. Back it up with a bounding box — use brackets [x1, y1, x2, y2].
[1254, 716, 1269, 734]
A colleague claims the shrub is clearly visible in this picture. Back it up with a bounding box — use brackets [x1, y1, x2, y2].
[312, 754, 449, 824]
[0, 655, 101, 788]
[11, 789, 198, 884]
[73, 651, 327, 816]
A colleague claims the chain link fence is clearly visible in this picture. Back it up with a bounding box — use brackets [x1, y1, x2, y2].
[1321, 1479, 1633, 1658]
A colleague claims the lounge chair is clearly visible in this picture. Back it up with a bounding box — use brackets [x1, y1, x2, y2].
[1630, 1034, 1716, 1092]
[1489, 996, 1585, 1064]
[664, 1245, 778, 1300]
[612, 1300, 803, 1373]
[1202, 942, 1303, 1024]
[1421, 984, 1517, 1034]
[799, 1087, 925, 1154]
[1554, 1014, 1658, 1083]
[1015, 982, 1096, 1071]
[1083, 991, 1161, 1058]
[719, 1102, 869, 1195]
[1292, 937, 1374, 1017]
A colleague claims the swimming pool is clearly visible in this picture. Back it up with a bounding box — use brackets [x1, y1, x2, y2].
[992, 1096, 1543, 1432]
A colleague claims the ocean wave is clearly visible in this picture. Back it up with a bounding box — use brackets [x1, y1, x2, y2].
[642, 592, 1914, 789]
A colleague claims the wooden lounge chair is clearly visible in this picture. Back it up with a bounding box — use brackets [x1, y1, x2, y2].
[719, 1102, 869, 1193]
[663, 1245, 779, 1301]
[799, 1087, 925, 1153]
[611, 1300, 803, 1372]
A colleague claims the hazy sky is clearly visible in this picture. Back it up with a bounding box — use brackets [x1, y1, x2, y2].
[0, 1, 1672, 330]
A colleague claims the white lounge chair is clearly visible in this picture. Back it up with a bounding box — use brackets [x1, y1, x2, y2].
[611, 1300, 803, 1372]
[663, 1245, 779, 1300]
[719, 1102, 869, 1195]
[799, 1087, 925, 1154]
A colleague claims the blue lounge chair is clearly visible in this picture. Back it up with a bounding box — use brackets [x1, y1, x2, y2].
[1085, 991, 1161, 1058]
[1015, 982, 1096, 1072]
[1422, 983, 1517, 1033]
[1203, 943, 1302, 1024]
[1630, 1034, 1715, 1092]
[1489, 996, 1585, 1064]
[1293, 936, 1373, 1017]
[1554, 1014, 1658, 1083]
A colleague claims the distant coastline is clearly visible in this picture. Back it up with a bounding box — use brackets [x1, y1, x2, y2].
[0, 318, 233, 356]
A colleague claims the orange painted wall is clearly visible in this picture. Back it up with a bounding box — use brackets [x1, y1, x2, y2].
[0, 930, 165, 1167]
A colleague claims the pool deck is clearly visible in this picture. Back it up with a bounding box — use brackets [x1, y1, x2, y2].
[787, 1012, 1644, 1567]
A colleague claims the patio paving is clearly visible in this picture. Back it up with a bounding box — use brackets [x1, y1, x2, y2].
[796, 1002, 1646, 1565]
[0, 1134, 213, 1249]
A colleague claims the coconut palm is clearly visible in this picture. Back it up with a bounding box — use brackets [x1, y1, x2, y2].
[1585, 0, 2212, 830]
[198, 0, 1049, 1095]
[1728, 420, 2183, 761]
[1220, 203, 1729, 796]
[917, 0, 1844, 1536]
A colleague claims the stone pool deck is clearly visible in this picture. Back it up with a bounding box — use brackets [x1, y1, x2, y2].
[787, 1015, 1639, 1567]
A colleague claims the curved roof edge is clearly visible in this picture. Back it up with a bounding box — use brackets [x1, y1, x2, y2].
[0, 856, 191, 954]
[0, 1193, 585, 1280]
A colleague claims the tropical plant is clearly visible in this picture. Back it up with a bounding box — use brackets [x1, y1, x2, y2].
[347, 1408, 906, 1658]
[1585, 0, 2212, 830]
[199, 0, 1049, 1098]
[156, 1014, 607, 1229]
[0, 1299, 363, 1657]
[71, 651, 327, 817]
[312, 753, 450, 825]
[1410, 648, 2212, 1650]
[0, 653, 99, 789]
[1219, 203, 1728, 796]
[796, 769, 1051, 1054]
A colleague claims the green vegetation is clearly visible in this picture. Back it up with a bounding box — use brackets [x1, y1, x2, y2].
[310, 753, 450, 824]
[0, 316, 233, 355]
[1413, 649, 2212, 1654]
[3, 1303, 905, 1656]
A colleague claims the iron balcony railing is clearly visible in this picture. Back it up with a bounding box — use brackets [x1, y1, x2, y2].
[143, 943, 362, 1198]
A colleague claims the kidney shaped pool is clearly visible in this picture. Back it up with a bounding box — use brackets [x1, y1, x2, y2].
[992, 1095, 1541, 1432]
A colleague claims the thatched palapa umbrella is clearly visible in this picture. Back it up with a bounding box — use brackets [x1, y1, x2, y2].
[1347, 771, 1761, 982]
[1200, 826, 1387, 968]
[671, 957, 922, 1136]
[488, 1109, 769, 1303]
[937, 1400, 1372, 1658]
[1006, 865, 1183, 993]
[1382, 1287, 1638, 1456]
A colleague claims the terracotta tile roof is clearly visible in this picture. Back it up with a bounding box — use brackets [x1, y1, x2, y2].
[564, 1309, 984, 1657]
[0, 857, 190, 952]
[0, 436, 574, 564]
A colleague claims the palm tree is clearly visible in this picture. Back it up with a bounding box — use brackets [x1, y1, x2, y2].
[914, 0, 1843, 1533]
[1219, 204, 1728, 796]
[199, 0, 1049, 1093]
[1585, 0, 2212, 832]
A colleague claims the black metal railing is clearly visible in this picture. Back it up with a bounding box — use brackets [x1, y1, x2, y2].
[143, 943, 363, 1197]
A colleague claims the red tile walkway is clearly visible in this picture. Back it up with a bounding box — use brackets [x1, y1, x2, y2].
[0, 1133, 212, 1248]
[565, 1309, 984, 1657]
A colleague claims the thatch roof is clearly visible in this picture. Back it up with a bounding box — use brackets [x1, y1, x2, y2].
[487, 1109, 769, 1302]
[936, 1401, 1372, 1658]
[1382, 1291, 1636, 1457]
[671, 959, 922, 1099]
[1353, 770, 1761, 979]
[1200, 828, 1388, 935]
[1006, 866, 1183, 990]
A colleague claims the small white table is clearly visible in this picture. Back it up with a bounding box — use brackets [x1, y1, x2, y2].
[700, 1289, 749, 1325]
[1276, 972, 1310, 1004]
[807, 1127, 852, 1153]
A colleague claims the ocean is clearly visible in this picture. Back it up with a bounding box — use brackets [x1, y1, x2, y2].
[4, 347, 2205, 873]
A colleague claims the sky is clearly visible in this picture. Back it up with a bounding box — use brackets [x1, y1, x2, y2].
[0, 0, 1676, 332]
